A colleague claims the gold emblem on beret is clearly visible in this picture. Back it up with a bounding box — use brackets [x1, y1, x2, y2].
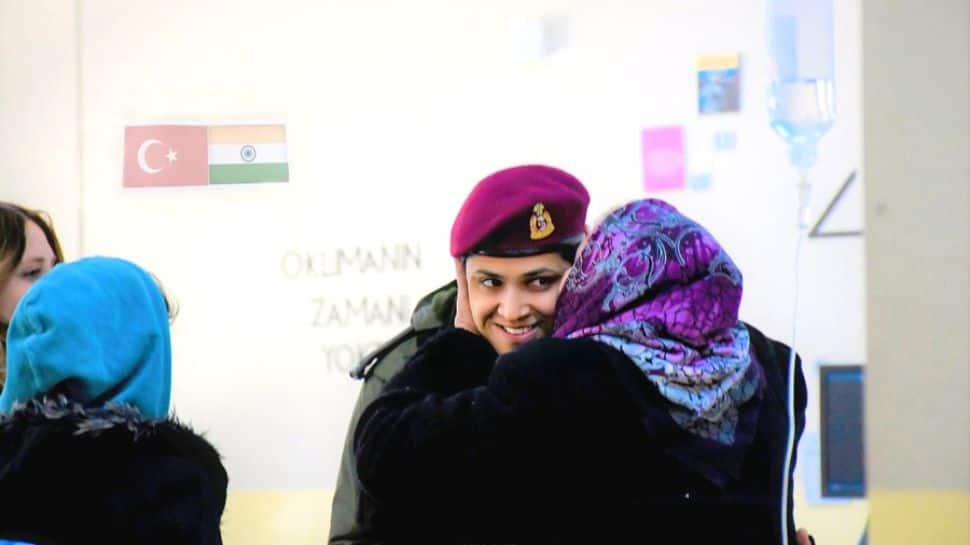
[530, 202, 555, 240]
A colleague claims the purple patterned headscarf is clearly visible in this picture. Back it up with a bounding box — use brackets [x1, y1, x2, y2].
[553, 199, 762, 458]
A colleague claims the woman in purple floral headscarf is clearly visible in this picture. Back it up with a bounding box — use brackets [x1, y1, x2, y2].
[355, 199, 808, 545]
[553, 199, 764, 483]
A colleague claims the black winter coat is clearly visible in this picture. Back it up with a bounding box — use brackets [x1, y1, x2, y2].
[0, 396, 227, 545]
[355, 324, 806, 544]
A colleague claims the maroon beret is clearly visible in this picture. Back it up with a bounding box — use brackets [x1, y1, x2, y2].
[450, 165, 590, 257]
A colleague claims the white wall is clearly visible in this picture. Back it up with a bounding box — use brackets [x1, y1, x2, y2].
[0, 0, 80, 258]
[3, 0, 865, 527]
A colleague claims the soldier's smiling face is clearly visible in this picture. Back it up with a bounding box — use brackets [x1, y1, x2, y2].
[464, 252, 570, 354]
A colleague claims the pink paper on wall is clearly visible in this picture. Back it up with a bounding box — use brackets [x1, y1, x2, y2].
[641, 126, 686, 192]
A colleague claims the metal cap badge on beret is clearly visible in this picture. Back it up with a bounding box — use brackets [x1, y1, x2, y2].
[450, 164, 590, 257]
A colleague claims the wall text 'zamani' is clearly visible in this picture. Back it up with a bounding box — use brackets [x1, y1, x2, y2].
[312, 296, 412, 328]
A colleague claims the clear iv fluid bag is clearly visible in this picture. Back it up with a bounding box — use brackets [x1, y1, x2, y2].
[767, 0, 836, 172]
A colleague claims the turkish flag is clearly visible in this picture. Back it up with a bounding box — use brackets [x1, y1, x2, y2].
[123, 125, 209, 187]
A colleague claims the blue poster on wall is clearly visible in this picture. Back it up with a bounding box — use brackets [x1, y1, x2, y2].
[698, 53, 741, 114]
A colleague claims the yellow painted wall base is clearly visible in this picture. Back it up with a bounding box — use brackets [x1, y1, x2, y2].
[222, 490, 333, 545]
[793, 487, 869, 545]
[869, 490, 970, 545]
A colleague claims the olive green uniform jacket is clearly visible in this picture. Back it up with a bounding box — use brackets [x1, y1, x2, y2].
[328, 282, 456, 545]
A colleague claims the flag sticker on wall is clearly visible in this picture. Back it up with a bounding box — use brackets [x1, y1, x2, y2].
[207, 125, 289, 184]
[123, 125, 208, 187]
[123, 124, 289, 188]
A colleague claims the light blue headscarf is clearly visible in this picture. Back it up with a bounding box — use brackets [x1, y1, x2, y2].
[0, 257, 171, 419]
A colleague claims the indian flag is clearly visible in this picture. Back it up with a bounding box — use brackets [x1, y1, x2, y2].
[207, 124, 289, 184]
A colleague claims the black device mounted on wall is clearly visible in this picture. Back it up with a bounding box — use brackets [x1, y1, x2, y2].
[818, 364, 866, 498]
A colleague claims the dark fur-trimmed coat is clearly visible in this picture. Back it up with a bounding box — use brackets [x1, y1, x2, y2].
[354, 324, 806, 544]
[0, 395, 227, 545]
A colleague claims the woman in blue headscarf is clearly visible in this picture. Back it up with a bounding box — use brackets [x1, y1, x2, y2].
[355, 199, 808, 544]
[0, 257, 227, 545]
